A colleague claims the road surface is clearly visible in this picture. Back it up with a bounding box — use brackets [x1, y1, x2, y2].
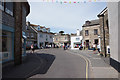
[30, 48, 89, 78]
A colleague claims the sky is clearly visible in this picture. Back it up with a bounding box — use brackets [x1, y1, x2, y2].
[27, 1, 107, 34]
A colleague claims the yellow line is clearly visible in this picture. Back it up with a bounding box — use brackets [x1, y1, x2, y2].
[66, 51, 89, 80]
[78, 54, 89, 80]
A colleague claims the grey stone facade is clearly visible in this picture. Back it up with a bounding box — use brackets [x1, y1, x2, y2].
[82, 19, 100, 49]
[1, 2, 30, 65]
[53, 33, 70, 48]
[98, 7, 109, 56]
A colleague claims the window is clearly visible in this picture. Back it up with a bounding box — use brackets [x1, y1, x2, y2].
[5, 2, 13, 16]
[94, 29, 98, 35]
[65, 37, 67, 40]
[85, 30, 89, 36]
[76, 38, 80, 41]
[56, 38, 58, 41]
[106, 20, 109, 29]
[50, 36, 52, 38]
[40, 34, 43, 38]
[94, 39, 98, 44]
[31, 33, 34, 38]
[0, 1, 4, 10]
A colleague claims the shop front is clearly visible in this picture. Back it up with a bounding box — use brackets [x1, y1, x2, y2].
[0, 24, 14, 63]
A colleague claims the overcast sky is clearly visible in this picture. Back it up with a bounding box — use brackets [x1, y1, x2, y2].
[27, 2, 107, 34]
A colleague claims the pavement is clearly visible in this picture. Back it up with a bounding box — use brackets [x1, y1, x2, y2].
[2, 51, 55, 79]
[67, 50, 119, 79]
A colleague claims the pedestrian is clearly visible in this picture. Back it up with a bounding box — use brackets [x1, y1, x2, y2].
[93, 43, 96, 51]
[97, 44, 100, 53]
[31, 44, 34, 53]
[93, 43, 96, 54]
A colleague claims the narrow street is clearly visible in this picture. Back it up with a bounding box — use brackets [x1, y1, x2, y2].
[29, 48, 88, 78]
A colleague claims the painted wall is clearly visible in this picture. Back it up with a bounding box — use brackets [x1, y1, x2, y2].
[107, 2, 120, 72]
[38, 32, 53, 48]
[107, 2, 119, 62]
[71, 36, 83, 49]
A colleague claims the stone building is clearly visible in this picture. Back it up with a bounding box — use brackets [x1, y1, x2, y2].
[98, 7, 109, 56]
[26, 22, 38, 49]
[82, 19, 100, 49]
[0, 1, 30, 65]
[53, 33, 70, 48]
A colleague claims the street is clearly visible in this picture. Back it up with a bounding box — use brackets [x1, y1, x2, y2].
[3, 48, 118, 79]
[29, 48, 88, 78]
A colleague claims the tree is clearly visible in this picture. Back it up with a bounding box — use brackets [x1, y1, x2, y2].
[59, 31, 64, 34]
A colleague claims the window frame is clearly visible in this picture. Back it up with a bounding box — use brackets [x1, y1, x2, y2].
[94, 29, 98, 35]
[85, 30, 89, 36]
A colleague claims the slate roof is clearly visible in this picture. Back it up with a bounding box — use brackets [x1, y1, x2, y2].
[82, 19, 100, 27]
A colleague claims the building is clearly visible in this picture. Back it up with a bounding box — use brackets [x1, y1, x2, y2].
[26, 22, 38, 49]
[31, 25, 54, 48]
[0, 1, 30, 65]
[98, 7, 110, 56]
[107, 2, 120, 72]
[53, 33, 70, 48]
[71, 29, 83, 50]
[82, 19, 100, 49]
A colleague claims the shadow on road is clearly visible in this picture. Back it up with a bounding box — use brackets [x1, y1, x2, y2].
[2, 53, 56, 79]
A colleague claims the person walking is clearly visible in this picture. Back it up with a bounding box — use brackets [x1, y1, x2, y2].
[97, 44, 100, 53]
[31, 44, 34, 53]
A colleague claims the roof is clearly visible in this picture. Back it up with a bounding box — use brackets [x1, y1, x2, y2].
[30, 24, 38, 27]
[40, 26, 45, 28]
[38, 30, 55, 35]
[98, 7, 108, 17]
[46, 28, 50, 30]
[82, 19, 100, 27]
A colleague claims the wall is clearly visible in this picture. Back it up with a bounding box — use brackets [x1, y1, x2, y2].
[82, 25, 100, 47]
[71, 36, 83, 49]
[107, 2, 120, 72]
[38, 32, 53, 48]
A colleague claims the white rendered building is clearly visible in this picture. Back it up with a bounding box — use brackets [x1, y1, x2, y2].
[71, 29, 83, 50]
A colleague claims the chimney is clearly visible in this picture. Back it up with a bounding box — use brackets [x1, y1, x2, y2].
[77, 29, 80, 36]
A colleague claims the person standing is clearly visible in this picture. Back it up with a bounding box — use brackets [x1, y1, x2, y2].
[31, 44, 34, 53]
[93, 43, 96, 51]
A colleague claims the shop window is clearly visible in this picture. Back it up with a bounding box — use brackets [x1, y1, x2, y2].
[2, 31, 12, 61]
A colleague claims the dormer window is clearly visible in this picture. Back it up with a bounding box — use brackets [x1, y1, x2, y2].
[86, 21, 91, 26]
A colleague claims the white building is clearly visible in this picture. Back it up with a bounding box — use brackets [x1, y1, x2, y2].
[33, 25, 54, 48]
[107, 2, 120, 72]
[37, 31, 54, 48]
[71, 29, 83, 50]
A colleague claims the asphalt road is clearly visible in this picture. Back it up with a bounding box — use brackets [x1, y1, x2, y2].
[30, 48, 87, 78]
